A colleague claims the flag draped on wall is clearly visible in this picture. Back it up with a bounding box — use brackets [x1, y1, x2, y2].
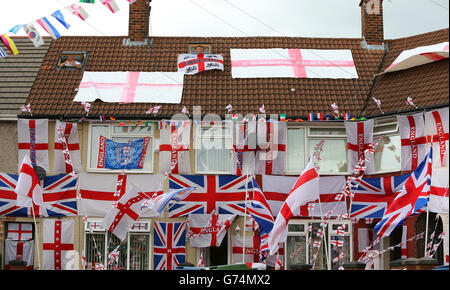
[187, 211, 236, 247]
[42, 219, 75, 270]
[374, 148, 433, 238]
[261, 175, 346, 217]
[0, 173, 77, 217]
[230, 120, 257, 176]
[158, 120, 191, 174]
[396, 113, 429, 171]
[4, 240, 34, 270]
[177, 53, 224, 75]
[17, 119, 49, 173]
[428, 167, 449, 214]
[231, 232, 261, 263]
[96, 136, 150, 170]
[425, 107, 449, 168]
[350, 173, 411, 219]
[153, 221, 187, 270]
[54, 120, 82, 174]
[345, 119, 375, 174]
[78, 173, 163, 217]
[256, 120, 287, 175]
[168, 174, 253, 217]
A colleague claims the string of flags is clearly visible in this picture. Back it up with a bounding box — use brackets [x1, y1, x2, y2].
[0, 0, 129, 56]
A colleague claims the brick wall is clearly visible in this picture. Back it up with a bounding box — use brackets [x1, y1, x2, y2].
[360, 0, 384, 45]
[128, 0, 151, 42]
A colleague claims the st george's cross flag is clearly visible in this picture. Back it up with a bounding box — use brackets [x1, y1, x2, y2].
[187, 211, 237, 247]
[168, 174, 254, 217]
[230, 48, 358, 79]
[78, 173, 163, 217]
[73, 71, 184, 104]
[230, 120, 257, 176]
[66, 4, 90, 21]
[24, 24, 44, 47]
[397, 113, 429, 171]
[100, 0, 120, 13]
[425, 107, 449, 168]
[54, 120, 82, 174]
[0, 173, 77, 217]
[345, 119, 375, 174]
[268, 158, 319, 255]
[177, 53, 224, 75]
[17, 119, 49, 173]
[261, 175, 347, 217]
[15, 155, 45, 211]
[103, 185, 156, 241]
[256, 120, 287, 175]
[159, 120, 191, 174]
[42, 219, 75, 270]
[153, 221, 187, 270]
[7, 223, 33, 241]
[4, 240, 34, 270]
[231, 232, 261, 264]
[96, 136, 150, 170]
[428, 167, 449, 214]
[374, 148, 433, 238]
[350, 173, 411, 219]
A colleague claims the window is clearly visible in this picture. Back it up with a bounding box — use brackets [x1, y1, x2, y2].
[194, 123, 233, 174]
[373, 118, 401, 173]
[84, 219, 151, 270]
[88, 123, 154, 173]
[286, 219, 352, 270]
[188, 43, 212, 54]
[56, 51, 87, 70]
[286, 125, 348, 175]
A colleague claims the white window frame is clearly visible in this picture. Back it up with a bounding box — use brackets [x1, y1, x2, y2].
[194, 123, 233, 174]
[286, 123, 349, 175]
[87, 122, 155, 173]
[83, 218, 152, 270]
[286, 219, 353, 270]
[372, 117, 401, 174]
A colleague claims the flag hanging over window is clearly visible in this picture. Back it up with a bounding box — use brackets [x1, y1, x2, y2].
[42, 219, 75, 270]
[187, 211, 236, 247]
[96, 136, 150, 170]
[153, 221, 187, 270]
[159, 120, 191, 174]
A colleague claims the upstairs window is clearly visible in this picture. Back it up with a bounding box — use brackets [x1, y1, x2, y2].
[373, 118, 401, 173]
[188, 43, 212, 54]
[56, 51, 87, 70]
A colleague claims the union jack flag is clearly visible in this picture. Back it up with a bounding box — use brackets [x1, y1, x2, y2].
[153, 221, 186, 270]
[168, 174, 253, 217]
[0, 173, 77, 217]
[350, 173, 411, 219]
[374, 148, 433, 238]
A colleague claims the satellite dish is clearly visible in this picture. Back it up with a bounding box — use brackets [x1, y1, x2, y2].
[33, 166, 46, 182]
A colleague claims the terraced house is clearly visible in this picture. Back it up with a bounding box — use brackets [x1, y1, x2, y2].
[0, 0, 448, 270]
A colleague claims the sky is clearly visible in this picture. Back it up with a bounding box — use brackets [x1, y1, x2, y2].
[0, 0, 448, 40]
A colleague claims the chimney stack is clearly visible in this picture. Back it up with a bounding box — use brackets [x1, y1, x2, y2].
[360, 0, 385, 48]
[124, 0, 151, 46]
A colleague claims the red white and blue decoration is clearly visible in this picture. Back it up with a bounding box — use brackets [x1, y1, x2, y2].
[153, 221, 187, 270]
[96, 136, 150, 170]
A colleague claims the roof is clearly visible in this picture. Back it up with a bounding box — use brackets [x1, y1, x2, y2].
[0, 37, 51, 118]
[24, 29, 449, 119]
[363, 28, 449, 116]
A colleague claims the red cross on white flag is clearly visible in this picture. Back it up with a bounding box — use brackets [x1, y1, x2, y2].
[42, 219, 74, 270]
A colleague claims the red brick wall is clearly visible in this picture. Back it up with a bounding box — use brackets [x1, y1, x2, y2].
[128, 0, 151, 42]
[361, 0, 384, 45]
